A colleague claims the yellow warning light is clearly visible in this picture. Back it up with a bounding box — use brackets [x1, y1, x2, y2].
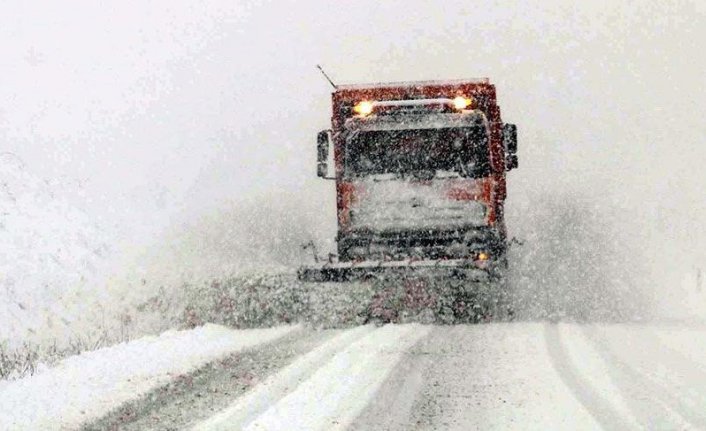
[477, 251, 490, 261]
[353, 100, 374, 116]
[452, 96, 473, 110]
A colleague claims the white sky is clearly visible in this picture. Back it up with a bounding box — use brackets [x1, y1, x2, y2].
[1, 0, 704, 281]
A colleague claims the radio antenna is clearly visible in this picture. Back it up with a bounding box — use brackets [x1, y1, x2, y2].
[316, 65, 338, 89]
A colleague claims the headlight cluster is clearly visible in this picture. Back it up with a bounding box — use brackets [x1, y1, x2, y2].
[475, 251, 490, 261]
[446, 242, 491, 261]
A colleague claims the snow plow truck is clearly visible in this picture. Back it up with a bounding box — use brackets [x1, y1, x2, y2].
[299, 79, 518, 321]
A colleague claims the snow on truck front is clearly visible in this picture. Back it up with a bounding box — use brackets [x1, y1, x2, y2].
[305, 80, 517, 282]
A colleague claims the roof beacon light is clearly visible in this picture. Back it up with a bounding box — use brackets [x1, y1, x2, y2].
[353, 100, 374, 116]
[452, 96, 473, 110]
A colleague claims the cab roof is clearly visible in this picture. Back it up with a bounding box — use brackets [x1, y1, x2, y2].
[336, 78, 490, 90]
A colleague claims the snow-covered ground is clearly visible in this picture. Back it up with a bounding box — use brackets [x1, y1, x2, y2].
[195, 322, 706, 431]
[0, 155, 117, 348]
[0, 324, 294, 430]
[0, 155, 206, 375]
[5, 321, 704, 430]
[1, 1, 704, 428]
[2, 0, 704, 358]
[194, 324, 431, 431]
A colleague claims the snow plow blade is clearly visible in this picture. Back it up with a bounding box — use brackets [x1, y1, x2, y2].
[298, 258, 493, 283]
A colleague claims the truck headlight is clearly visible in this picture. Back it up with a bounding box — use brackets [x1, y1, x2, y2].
[353, 101, 374, 116]
[452, 96, 473, 110]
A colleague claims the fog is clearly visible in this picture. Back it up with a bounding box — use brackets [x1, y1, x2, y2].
[2, 1, 705, 322]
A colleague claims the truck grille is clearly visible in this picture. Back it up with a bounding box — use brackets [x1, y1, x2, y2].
[338, 227, 502, 261]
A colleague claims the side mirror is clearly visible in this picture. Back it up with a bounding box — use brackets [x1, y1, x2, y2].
[506, 154, 518, 170]
[317, 130, 332, 178]
[502, 123, 518, 171]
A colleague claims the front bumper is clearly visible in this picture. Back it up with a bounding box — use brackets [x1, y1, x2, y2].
[337, 226, 506, 262]
[298, 258, 496, 283]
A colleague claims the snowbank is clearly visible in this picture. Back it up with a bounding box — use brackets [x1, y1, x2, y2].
[0, 324, 295, 430]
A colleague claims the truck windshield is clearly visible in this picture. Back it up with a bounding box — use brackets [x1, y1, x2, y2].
[345, 125, 490, 179]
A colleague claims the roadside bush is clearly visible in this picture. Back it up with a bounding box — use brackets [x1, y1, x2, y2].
[178, 273, 377, 329]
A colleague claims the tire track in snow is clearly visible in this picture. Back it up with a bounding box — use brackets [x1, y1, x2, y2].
[192, 325, 375, 430]
[0, 324, 296, 431]
[82, 327, 336, 431]
[347, 331, 432, 430]
[582, 326, 706, 429]
[543, 323, 635, 431]
[388, 323, 601, 430]
[634, 328, 706, 403]
[568, 325, 685, 430]
[194, 324, 431, 431]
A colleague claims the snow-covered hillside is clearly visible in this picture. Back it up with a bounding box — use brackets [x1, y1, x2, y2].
[0, 154, 116, 348]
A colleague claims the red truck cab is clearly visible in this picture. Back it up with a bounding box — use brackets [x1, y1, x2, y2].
[307, 79, 517, 282]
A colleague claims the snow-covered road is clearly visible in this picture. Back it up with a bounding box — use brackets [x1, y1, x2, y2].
[3, 321, 706, 430]
[194, 322, 706, 431]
